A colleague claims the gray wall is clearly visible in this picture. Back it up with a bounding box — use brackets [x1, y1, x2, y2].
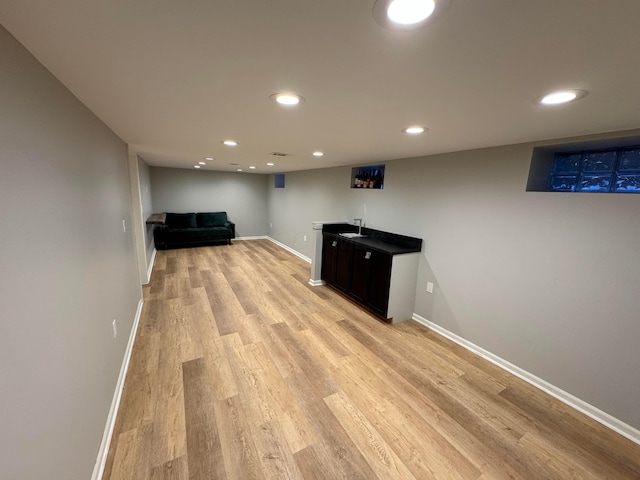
[138, 156, 155, 271]
[267, 133, 640, 430]
[150, 167, 269, 237]
[0, 26, 141, 479]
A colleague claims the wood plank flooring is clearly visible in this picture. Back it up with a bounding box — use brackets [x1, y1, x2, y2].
[103, 239, 640, 479]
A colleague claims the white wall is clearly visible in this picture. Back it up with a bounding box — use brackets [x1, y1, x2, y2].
[0, 26, 141, 479]
[267, 132, 640, 431]
[138, 156, 155, 271]
[150, 167, 269, 238]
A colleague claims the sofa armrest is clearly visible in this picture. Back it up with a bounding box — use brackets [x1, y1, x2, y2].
[154, 224, 169, 249]
[224, 221, 235, 237]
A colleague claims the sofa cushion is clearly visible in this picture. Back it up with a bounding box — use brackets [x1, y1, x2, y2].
[166, 213, 197, 229]
[197, 212, 227, 228]
[161, 226, 230, 244]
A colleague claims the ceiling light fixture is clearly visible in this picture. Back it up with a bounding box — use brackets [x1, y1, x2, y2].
[388, 0, 435, 24]
[536, 89, 588, 106]
[267, 162, 275, 166]
[236, 168, 243, 172]
[403, 125, 427, 135]
[312, 151, 325, 157]
[373, 0, 450, 30]
[223, 140, 238, 146]
[204, 157, 214, 161]
[194, 165, 201, 169]
[270, 93, 304, 106]
[198, 161, 206, 165]
[249, 166, 256, 169]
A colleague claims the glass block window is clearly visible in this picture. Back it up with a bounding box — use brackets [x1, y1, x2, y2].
[548, 147, 640, 193]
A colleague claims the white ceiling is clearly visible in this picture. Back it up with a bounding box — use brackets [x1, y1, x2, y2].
[2, 0, 640, 174]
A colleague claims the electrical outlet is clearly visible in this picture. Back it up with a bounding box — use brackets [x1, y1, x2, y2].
[426, 282, 434, 293]
[303, 235, 307, 242]
[122, 219, 126, 233]
[112, 319, 117, 338]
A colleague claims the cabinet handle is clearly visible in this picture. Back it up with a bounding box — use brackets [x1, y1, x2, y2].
[365, 251, 372, 259]
[332, 240, 337, 247]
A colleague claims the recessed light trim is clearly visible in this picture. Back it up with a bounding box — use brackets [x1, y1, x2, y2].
[198, 161, 206, 165]
[373, 0, 450, 30]
[403, 125, 428, 135]
[270, 93, 305, 106]
[249, 166, 256, 169]
[194, 165, 201, 169]
[312, 151, 325, 157]
[236, 168, 243, 172]
[223, 140, 238, 146]
[536, 89, 588, 106]
[204, 157, 214, 161]
[267, 162, 275, 166]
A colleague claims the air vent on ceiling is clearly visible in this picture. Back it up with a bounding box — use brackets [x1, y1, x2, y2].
[269, 152, 293, 157]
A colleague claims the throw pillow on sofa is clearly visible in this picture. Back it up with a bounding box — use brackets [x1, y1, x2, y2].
[166, 212, 197, 229]
[197, 212, 227, 227]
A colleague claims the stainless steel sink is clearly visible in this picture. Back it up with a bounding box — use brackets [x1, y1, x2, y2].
[339, 232, 366, 238]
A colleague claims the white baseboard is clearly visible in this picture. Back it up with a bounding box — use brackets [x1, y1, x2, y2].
[308, 279, 324, 287]
[267, 237, 311, 264]
[412, 313, 640, 446]
[92, 298, 145, 480]
[232, 236, 311, 264]
[235, 235, 268, 241]
[145, 248, 157, 284]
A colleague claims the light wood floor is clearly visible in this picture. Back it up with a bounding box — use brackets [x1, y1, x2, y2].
[103, 239, 640, 479]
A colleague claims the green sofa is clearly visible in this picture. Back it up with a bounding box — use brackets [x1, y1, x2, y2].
[154, 212, 235, 250]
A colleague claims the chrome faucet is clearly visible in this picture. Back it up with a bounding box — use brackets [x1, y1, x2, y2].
[354, 218, 363, 235]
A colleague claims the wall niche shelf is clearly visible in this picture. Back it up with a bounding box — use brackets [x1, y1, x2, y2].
[351, 164, 385, 189]
[146, 213, 166, 225]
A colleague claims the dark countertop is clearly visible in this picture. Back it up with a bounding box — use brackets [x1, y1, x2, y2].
[323, 223, 422, 255]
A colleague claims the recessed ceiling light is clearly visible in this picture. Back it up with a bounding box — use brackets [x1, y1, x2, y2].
[194, 165, 201, 169]
[312, 151, 325, 157]
[537, 89, 588, 106]
[373, 0, 450, 30]
[388, 0, 435, 24]
[236, 168, 243, 172]
[403, 125, 428, 135]
[204, 157, 214, 161]
[198, 161, 206, 165]
[249, 166, 256, 169]
[223, 140, 238, 146]
[270, 93, 305, 106]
